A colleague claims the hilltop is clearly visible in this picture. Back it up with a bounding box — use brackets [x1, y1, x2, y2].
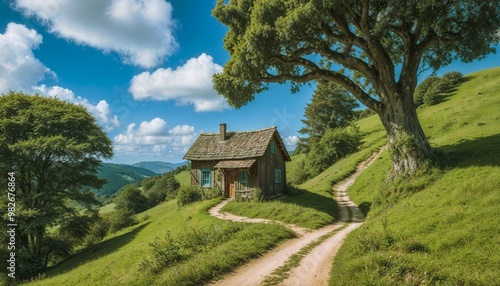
[96, 163, 157, 195]
[132, 161, 188, 174]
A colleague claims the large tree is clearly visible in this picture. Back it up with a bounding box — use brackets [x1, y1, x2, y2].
[0, 92, 113, 278]
[213, 0, 500, 175]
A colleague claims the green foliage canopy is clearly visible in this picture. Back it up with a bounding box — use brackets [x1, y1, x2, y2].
[213, 0, 499, 108]
[213, 0, 500, 175]
[0, 92, 113, 278]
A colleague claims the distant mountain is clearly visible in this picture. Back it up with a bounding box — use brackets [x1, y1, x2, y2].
[95, 163, 157, 195]
[132, 161, 188, 174]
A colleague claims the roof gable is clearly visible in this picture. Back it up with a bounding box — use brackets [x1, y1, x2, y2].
[183, 126, 290, 161]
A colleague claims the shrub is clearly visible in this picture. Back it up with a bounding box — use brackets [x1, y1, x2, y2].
[251, 188, 264, 202]
[108, 209, 137, 233]
[141, 231, 182, 274]
[442, 71, 463, 86]
[307, 125, 362, 177]
[84, 216, 111, 246]
[414, 71, 463, 106]
[289, 158, 310, 185]
[177, 185, 201, 206]
[414, 76, 440, 106]
[200, 187, 222, 200]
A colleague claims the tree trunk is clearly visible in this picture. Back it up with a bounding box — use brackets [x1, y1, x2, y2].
[378, 93, 433, 177]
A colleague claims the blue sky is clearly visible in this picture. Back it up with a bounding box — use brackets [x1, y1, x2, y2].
[1, 1, 499, 164]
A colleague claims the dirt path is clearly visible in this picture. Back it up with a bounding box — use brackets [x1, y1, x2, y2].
[208, 146, 386, 286]
[279, 146, 386, 286]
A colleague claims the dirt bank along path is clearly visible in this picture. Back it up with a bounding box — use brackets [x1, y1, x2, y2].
[208, 146, 386, 286]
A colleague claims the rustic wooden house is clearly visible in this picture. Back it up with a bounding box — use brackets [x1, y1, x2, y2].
[183, 124, 291, 198]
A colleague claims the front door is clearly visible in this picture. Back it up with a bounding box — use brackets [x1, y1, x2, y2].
[227, 171, 235, 197]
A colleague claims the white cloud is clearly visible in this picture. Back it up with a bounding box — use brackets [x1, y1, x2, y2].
[34, 85, 120, 131]
[129, 53, 229, 112]
[0, 23, 54, 93]
[113, 117, 196, 161]
[0, 23, 120, 131]
[14, 0, 177, 68]
[283, 135, 300, 149]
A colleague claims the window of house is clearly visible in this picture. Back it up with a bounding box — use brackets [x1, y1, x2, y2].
[240, 170, 249, 187]
[201, 169, 211, 187]
[275, 169, 281, 184]
[271, 141, 276, 155]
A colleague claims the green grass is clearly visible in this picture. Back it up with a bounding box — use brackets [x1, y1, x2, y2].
[330, 67, 500, 285]
[25, 199, 294, 286]
[98, 203, 115, 214]
[175, 170, 191, 187]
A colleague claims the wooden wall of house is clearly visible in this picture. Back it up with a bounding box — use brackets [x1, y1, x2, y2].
[233, 164, 258, 191]
[190, 160, 220, 189]
[256, 137, 287, 196]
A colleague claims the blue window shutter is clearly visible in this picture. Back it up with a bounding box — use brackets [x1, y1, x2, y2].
[275, 169, 281, 184]
[201, 169, 211, 187]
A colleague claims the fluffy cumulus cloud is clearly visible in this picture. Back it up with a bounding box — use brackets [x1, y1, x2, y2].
[113, 117, 196, 160]
[0, 23, 120, 131]
[0, 23, 54, 93]
[33, 85, 120, 131]
[283, 135, 300, 149]
[129, 53, 229, 112]
[14, 0, 177, 68]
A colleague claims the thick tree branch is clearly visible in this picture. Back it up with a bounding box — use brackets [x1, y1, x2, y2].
[263, 56, 381, 112]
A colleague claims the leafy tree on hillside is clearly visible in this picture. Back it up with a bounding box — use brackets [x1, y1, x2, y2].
[307, 126, 362, 177]
[414, 71, 464, 106]
[213, 0, 500, 176]
[146, 172, 180, 206]
[114, 186, 149, 214]
[413, 76, 440, 106]
[0, 92, 113, 279]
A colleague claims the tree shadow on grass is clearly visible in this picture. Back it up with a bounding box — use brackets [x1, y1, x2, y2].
[358, 202, 372, 217]
[281, 186, 340, 222]
[437, 133, 500, 169]
[43, 222, 150, 278]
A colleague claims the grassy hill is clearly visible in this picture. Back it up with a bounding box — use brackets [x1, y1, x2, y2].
[24, 68, 499, 285]
[25, 200, 294, 285]
[96, 163, 157, 195]
[331, 67, 500, 285]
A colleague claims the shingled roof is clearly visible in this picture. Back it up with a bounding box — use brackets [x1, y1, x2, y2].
[183, 126, 291, 161]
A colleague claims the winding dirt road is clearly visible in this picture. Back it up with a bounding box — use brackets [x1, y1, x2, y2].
[208, 146, 386, 286]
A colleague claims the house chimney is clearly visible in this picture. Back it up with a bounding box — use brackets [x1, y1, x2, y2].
[220, 123, 227, 141]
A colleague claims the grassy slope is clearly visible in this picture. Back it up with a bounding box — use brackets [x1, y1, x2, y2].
[26, 199, 294, 286]
[331, 67, 500, 285]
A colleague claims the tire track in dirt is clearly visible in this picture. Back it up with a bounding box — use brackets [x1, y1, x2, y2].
[208, 146, 386, 286]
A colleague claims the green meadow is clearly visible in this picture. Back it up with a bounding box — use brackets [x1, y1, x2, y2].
[331, 67, 500, 285]
[24, 68, 500, 285]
